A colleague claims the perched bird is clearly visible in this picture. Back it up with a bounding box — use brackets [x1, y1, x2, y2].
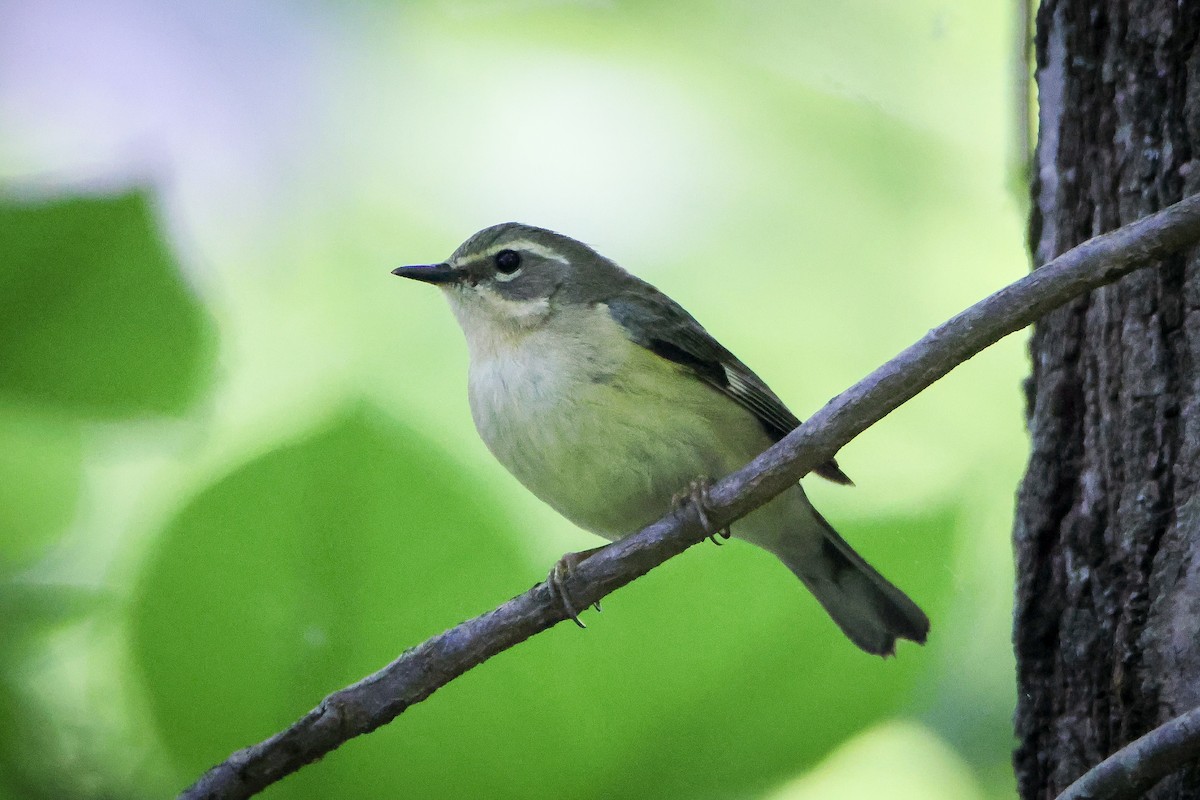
[392, 223, 928, 656]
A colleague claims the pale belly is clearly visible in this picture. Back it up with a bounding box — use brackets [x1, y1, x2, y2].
[467, 324, 772, 540]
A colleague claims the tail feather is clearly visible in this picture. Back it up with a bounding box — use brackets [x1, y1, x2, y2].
[773, 506, 929, 657]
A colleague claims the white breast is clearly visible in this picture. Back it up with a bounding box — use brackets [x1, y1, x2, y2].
[463, 303, 767, 540]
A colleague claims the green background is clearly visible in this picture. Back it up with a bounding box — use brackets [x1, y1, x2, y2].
[0, 2, 1028, 798]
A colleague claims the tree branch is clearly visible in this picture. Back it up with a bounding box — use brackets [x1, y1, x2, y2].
[179, 193, 1200, 800]
[1056, 705, 1200, 800]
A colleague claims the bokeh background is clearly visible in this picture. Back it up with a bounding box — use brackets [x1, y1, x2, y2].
[0, 1, 1029, 798]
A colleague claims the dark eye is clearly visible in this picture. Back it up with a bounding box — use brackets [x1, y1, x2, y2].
[494, 249, 521, 274]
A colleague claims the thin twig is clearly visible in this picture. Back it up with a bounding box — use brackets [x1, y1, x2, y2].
[179, 193, 1200, 800]
[1056, 705, 1200, 800]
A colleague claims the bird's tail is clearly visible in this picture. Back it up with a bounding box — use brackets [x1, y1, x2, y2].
[766, 500, 929, 656]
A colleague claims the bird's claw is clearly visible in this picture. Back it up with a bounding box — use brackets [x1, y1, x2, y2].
[673, 478, 731, 545]
[546, 546, 606, 628]
[547, 559, 586, 628]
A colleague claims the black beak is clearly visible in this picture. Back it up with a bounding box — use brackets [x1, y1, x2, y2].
[390, 263, 460, 284]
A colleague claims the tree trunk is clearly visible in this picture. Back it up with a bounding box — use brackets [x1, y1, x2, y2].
[1015, 2, 1200, 798]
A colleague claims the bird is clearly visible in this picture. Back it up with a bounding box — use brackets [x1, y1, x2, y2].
[391, 222, 929, 656]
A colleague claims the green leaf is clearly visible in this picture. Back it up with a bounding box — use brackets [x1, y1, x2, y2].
[0, 191, 214, 417]
[130, 405, 533, 795]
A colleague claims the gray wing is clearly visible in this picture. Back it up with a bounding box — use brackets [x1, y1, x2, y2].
[606, 289, 852, 485]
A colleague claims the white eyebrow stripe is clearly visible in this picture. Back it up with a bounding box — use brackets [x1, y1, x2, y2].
[450, 239, 570, 268]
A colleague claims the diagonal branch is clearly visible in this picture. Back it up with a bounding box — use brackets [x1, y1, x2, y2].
[1055, 704, 1200, 800]
[179, 193, 1200, 800]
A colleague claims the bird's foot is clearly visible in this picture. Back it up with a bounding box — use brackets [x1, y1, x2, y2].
[672, 478, 731, 545]
[547, 546, 607, 628]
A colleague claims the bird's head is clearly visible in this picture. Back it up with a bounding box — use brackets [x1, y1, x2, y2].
[393, 222, 626, 339]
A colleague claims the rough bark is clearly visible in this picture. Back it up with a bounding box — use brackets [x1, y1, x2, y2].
[1016, 2, 1200, 798]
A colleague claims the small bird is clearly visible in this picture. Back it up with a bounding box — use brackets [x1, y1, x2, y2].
[392, 223, 928, 656]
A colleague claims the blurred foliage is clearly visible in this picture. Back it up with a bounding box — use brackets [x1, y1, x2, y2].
[0, 190, 212, 575]
[0, 192, 213, 418]
[0, 190, 213, 798]
[131, 406, 530, 791]
[768, 720, 986, 799]
[0, 2, 1026, 799]
[0, 410, 82, 572]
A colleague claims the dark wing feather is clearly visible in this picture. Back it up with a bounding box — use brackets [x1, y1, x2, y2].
[606, 290, 852, 485]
